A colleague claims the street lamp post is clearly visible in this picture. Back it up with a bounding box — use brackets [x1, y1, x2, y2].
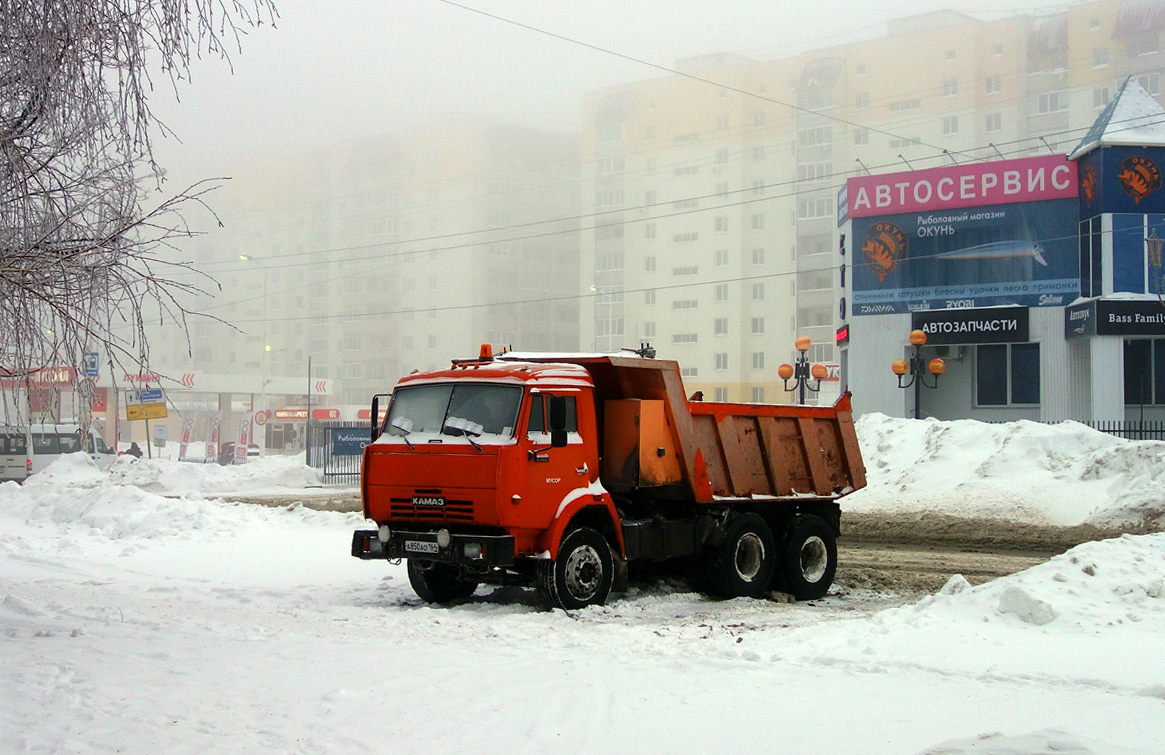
[891, 329, 946, 419]
[778, 336, 828, 405]
[1147, 229, 1164, 310]
[239, 254, 270, 449]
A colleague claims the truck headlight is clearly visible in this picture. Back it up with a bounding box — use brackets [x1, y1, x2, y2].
[437, 529, 451, 548]
[463, 542, 483, 559]
[378, 525, 391, 543]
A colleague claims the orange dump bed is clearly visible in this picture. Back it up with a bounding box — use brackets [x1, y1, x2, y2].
[502, 354, 866, 504]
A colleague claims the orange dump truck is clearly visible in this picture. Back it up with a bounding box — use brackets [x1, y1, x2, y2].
[352, 347, 866, 609]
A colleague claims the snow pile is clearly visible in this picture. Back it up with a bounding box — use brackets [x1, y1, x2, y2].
[849, 414, 1165, 527]
[898, 533, 1165, 632]
[105, 452, 323, 495]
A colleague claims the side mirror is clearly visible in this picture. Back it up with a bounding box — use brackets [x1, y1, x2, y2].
[370, 396, 381, 443]
[549, 395, 568, 448]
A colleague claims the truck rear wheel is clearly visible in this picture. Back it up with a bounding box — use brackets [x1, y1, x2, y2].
[407, 560, 479, 604]
[708, 513, 776, 599]
[780, 515, 837, 601]
[536, 526, 613, 610]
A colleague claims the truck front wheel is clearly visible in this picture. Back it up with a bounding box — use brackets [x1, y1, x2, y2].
[779, 515, 837, 601]
[536, 526, 613, 610]
[407, 560, 479, 604]
[708, 513, 776, 599]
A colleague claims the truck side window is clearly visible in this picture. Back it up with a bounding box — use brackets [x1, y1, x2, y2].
[526, 395, 577, 436]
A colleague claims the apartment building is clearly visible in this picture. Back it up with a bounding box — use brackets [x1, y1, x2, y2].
[579, 0, 1165, 404]
[160, 117, 580, 421]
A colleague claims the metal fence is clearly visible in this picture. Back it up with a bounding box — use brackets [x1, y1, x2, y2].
[306, 420, 369, 485]
[1083, 420, 1165, 441]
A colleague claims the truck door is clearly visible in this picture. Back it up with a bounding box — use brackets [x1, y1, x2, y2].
[522, 392, 591, 526]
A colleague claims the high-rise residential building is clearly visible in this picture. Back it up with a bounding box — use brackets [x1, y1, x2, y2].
[160, 117, 579, 428]
[579, 0, 1165, 404]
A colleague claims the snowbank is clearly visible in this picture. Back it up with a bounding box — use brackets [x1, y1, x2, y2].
[849, 414, 1165, 528]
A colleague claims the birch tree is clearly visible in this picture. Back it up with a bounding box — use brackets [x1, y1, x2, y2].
[0, 0, 277, 421]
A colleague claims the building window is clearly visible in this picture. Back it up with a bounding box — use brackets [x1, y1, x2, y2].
[752, 179, 765, 196]
[714, 387, 728, 401]
[644, 290, 656, 305]
[751, 282, 765, 300]
[716, 182, 729, 197]
[853, 128, 869, 146]
[751, 352, 765, 369]
[753, 111, 766, 128]
[797, 197, 831, 219]
[1094, 87, 1111, 109]
[985, 113, 1002, 132]
[944, 49, 956, 61]
[715, 249, 729, 267]
[796, 162, 830, 182]
[672, 299, 698, 310]
[797, 126, 833, 147]
[714, 318, 728, 336]
[1137, 73, 1161, 96]
[715, 215, 729, 233]
[715, 147, 730, 164]
[673, 333, 698, 344]
[645, 255, 656, 271]
[751, 248, 765, 265]
[750, 317, 765, 335]
[644, 322, 656, 338]
[644, 190, 657, 206]
[714, 284, 728, 301]
[751, 214, 765, 230]
[986, 75, 1001, 94]
[681, 367, 698, 377]
[716, 115, 730, 130]
[673, 266, 698, 276]
[976, 343, 1040, 406]
[715, 353, 729, 370]
[644, 126, 656, 141]
[854, 92, 869, 109]
[1036, 91, 1068, 114]
[751, 387, 765, 403]
[1093, 48, 1108, 67]
[645, 224, 656, 240]
[942, 116, 958, 136]
[1124, 339, 1165, 405]
[941, 78, 958, 97]
[991, 43, 1003, 56]
[889, 99, 921, 112]
[753, 146, 766, 161]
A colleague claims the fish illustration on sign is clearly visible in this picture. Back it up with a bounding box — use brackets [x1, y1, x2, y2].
[861, 221, 908, 283]
[933, 240, 1049, 267]
[1118, 156, 1161, 204]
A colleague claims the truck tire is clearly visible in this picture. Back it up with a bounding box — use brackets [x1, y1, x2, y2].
[779, 515, 837, 601]
[536, 526, 613, 610]
[407, 560, 479, 604]
[707, 513, 776, 599]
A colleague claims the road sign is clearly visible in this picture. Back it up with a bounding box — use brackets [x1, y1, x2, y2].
[125, 387, 167, 421]
[126, 403, 167, 421]
[83, 352, 99, 378]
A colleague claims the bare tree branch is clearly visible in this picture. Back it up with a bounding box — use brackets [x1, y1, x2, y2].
[0, 0, 278, 425]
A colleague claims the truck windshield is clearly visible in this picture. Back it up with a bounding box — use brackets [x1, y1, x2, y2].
[385, 383, 523, 442]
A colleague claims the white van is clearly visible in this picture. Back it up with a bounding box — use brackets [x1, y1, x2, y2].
[0, 424, 117, 481]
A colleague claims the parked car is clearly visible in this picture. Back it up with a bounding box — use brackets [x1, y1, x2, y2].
[0, 424, 117, 482]
[217, 442, 261, 465]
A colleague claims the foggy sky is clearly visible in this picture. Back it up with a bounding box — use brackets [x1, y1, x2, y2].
[151, 0, 1066, 188]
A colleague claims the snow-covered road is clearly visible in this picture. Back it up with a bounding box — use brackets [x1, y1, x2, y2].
[2, 465, 1163, 754]
[4, 413, 1165, 754]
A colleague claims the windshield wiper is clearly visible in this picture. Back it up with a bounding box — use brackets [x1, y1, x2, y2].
[443, 417, 484, 451]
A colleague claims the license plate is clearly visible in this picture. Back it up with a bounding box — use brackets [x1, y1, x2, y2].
[404, 540, 439, 554]
[411, 496, 445, 507]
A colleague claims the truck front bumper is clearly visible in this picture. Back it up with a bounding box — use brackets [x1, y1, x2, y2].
[351, 529, 515, 568]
